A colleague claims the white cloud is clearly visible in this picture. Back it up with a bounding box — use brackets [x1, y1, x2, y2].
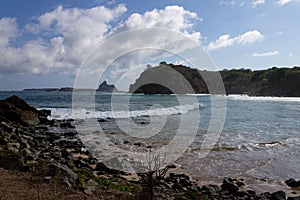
[206, 30, 264, 51]
[115, 5, 202, 43]
[0, 5, 203, 78]
[251, 0, 266, 7]
[0, 5, 127, 74]
[0, 18, 19, 47]
[252, 50, 280, 57]
[277, 0, 291, 5]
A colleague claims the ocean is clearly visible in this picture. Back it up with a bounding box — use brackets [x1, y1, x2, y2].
[0, 91, 299, 191]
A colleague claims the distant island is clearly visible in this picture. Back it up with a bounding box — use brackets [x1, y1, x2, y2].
[23, 87, 74, 92]
[23, 81, 120, 93]
[129, 62, 300, 97]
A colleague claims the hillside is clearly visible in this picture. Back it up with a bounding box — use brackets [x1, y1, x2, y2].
[129, 62, 300, 97]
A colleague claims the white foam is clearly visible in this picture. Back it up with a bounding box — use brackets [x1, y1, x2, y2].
[227, 95, 300, 102]
[45, 103, 202, 120]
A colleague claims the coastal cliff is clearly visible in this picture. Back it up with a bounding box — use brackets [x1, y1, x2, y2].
[129, 62, 300, 97]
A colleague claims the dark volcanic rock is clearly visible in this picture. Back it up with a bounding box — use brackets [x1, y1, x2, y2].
[97, 81, 118, 93]
[271, 191, 286, 200]
[95, 162, 119, 174]
[0, 95, 50, 125]
[286, 179, 300, 188]
[288, 197, 300, 200]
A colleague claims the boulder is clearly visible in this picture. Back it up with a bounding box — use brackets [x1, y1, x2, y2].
[286, 179, 300, 188]
[288, 197, 300, 200]
[41, 163, 78, 185]
[270, 191, 286, 200]
[0, 95, 50, 126]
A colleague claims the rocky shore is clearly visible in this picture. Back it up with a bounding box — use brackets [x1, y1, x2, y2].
[0, 95, 299, 199]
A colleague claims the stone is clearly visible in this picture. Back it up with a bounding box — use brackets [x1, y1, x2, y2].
[83, 179, 99, 195]
[0, 150, 25, 170]
[95, 162, 119, 174]
[42, 163, 78, 184]
[286, 179, 300, 188]
[98, 118, 107, 122]
[288, 196, 300, 200]
[0, 95, 43, 126]
[221, 182, 239, 194]
[20, 111, 40, 126]
[179, 178, 192, 187]
[270, 191, 286, 200]
[60, 122, 75, 128]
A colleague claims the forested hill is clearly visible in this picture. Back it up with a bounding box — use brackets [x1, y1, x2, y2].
[129, 62, 300, 97]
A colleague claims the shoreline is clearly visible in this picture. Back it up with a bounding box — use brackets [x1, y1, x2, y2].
[1, 95, 300, 199]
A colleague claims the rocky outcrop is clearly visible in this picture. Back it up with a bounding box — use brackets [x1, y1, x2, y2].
[97, 81, 119, 93]
[0, 95, 50, 126]
[129, 62, 300, 96]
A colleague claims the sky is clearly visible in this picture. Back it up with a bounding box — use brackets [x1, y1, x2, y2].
[0, 0, 299, 91]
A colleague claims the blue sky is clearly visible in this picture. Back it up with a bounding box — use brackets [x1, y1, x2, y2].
[0, 0, 299, 90]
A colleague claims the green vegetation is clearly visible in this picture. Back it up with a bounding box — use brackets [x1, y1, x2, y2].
[129, 62, 300, 97]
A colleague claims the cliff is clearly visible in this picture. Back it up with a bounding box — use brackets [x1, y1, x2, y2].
[129, 62, 300, 97]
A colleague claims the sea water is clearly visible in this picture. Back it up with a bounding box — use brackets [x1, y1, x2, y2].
[0, 91, 299, 189]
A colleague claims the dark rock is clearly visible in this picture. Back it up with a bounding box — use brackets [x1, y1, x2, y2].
[95, 162, 119, 174]
[41, 163, 78, 185]
[221, 182, 239, 194]
[223, 177, 233, 184]
[61, 149, 69, 158]
[286, 179, 300, 188]
[236, 181, 245, 187]
[0, 95, 45, 126]
[270, 191, 286, 200]
[133, 142, 142, 146]
[179, 178, 192, 187]
[202, 184, 221, 193]
[98, 118, 107, 122]
[60, 122, 75, 128]
[172, 183, 183, 192]
[0, 137, 7, 145]
[0, 150, 25, 170]
[63, 131, 77, 137]
[170, 173, 190, 180]
[97, 81, 119, 93]
[288, 196, 300, 200]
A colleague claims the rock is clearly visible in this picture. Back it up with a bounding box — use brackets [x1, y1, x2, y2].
[20, 111, 40, 126]
[97, 81, 119, 93]
[221, 182, 239, 194]
[0, 95, 43, 126]
[288, 196, 300, 200]
[0, 150, 25, 170]
[0, 137, 8, 145]
[271, 191, 286, 200]
[179, 178, 192, 187]
[83, 179, 99, 195]
[133, 142, 142, 147]
[98, 118, 107, 122]
[41, 163, 78, 185]
[173, 192, 188, 200]
[60, 122, 75, 128]
[172, 183, 183, 192]
[286, 179, 300, 188]
[63, 131, 77, 137]
[95, 162, 119, 174]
